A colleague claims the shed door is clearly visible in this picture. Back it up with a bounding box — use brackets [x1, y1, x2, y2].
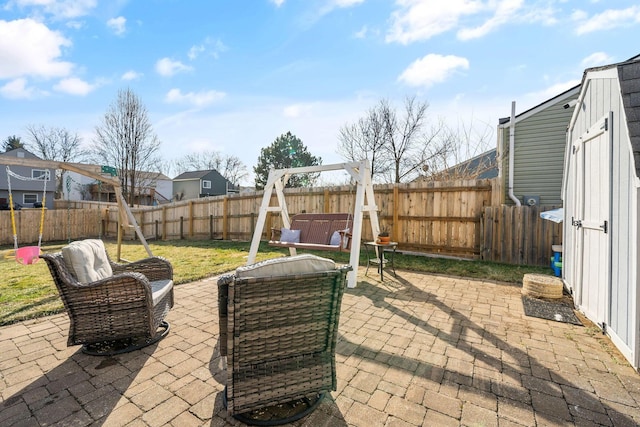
[574, 115, 611, 327]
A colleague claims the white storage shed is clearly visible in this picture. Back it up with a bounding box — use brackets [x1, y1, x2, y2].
[563, 56, 640, 370]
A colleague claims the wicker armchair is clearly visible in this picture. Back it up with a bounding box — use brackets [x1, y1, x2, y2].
[41, 239, 174, 356]
[218, 255, 351, 424]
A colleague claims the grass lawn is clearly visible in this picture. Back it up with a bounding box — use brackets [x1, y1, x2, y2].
[0, 239, 550, 326]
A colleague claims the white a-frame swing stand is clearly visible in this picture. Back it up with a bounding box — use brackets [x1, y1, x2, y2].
[247, 160, 380, 288]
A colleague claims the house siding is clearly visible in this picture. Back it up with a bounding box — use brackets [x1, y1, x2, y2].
[173, 180, 199, 200]
[0, 150, 56, 209]
[501, 94, 576, 206]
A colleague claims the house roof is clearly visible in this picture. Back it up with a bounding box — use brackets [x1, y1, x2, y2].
[173, 169, 226, 181]
[431, 149, 498, 181]
[575, 55, 640, 173]
[138, 171, 171, 181]
[498, 84, 581, 126]
[618, 59, 640, 174]
[0, 148, 43, 160]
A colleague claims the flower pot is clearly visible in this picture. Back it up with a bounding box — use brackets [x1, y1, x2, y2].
[377, 235, 390, 244]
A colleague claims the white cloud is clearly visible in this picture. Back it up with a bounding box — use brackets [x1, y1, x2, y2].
[155, 58, 193, 77]
[188, 37, 228, 60]
[581, 52, 614, 68]
[314, 0, 365, 20]
[354, 25, 368, 38]
[387, 0, 558, 44]
[525, 79, 581, 104]
[0, 18, 73, 79]
[270, 0, 285, 7]
[53, 77, 95, 95]
[121, 70, 143, 81]
[6, 0, 97, 19]
[332, 0, 365, 6]
[107, 16, 126, 36]
[0, 77, 38, 99]
[283, 103, 314, 118]
[457, 0, 523, 40]
[188, 45, 205, 60]
[575, 6, 640, 35]
[398, 53, 469, 88]
[570, 9, 588, 21]
[165, 88, 226, 107]
[386, 0, 483, 44]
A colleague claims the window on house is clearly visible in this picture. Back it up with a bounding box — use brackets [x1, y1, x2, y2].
[23, 194, 38, 204]
[31, 169, 50, 180]
[202, 180, 212, 189]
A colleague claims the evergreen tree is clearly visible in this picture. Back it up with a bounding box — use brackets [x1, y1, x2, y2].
[254, 131, 321, 190]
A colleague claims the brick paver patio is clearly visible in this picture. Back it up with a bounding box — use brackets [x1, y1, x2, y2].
[1, 268, 639, 426]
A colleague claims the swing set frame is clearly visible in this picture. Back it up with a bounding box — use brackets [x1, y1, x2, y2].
[1, 157, 152, 261]
[247, 160, 380, 288]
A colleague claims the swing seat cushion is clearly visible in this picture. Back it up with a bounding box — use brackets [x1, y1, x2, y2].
[62, 239, 113, 284]
[269, 213, 353, 251]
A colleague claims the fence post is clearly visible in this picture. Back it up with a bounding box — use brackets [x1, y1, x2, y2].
[324, 188, 330, 213]
[180, 216, 184, 239]
[155, 220, 159, 240]
[393, 184, 399, 241]
[210, 214, 214, 240]
[188, 200, 194, 238]
[162, 206, 167, 240]
[223, 197, 229, 240]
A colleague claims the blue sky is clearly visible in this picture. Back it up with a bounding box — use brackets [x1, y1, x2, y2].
[1, 0, 639, 184]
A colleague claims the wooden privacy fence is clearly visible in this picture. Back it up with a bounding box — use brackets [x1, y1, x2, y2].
[481, 205, 563, 266]
[0, 179, 562, 266]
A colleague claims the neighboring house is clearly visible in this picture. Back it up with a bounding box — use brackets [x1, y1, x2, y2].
[497, 85, 581, 206]
[63, 169, 173, 205]
[422, 149, 498, 182]
[0, 148, 56, 209]
[173, 170, 239, 200]
[562, 56, 640, 370]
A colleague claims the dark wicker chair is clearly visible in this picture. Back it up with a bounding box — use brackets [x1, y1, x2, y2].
[218, 256, 351, 424]
[40, 240, 174, 356]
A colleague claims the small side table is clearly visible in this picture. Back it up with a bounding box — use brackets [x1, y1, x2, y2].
[364, 241, 398, 281]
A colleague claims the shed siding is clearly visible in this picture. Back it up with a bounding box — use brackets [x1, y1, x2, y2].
[570, 76, 636, 357]
[502, 95, 574, 206]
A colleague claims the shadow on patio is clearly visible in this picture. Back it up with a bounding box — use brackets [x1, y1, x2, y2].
[1, 269, 639, 426]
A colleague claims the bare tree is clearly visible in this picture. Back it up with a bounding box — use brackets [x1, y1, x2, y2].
[93, 88, 162, 206]
[173, 150, 248, 185]
[338, 96, 451, 183]
[420, 118, 495, 181]
[337, 103, 388, 179]
[25, 124, 87, 197]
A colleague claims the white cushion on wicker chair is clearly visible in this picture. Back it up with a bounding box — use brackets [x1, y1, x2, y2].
[235, 254, 336, 278]
[150, 279, 173, 305]
[62, 239, 113, 284]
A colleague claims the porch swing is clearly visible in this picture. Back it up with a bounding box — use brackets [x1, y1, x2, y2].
[247, 160, 381, 288]
[6, 166, 48, 265]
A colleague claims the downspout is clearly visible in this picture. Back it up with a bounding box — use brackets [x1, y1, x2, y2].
[508, 101, 521, 206]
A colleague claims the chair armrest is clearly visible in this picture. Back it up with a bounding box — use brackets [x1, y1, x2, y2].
[217, 274, 233, 357]
[71, 272, 153, 304]
[111, 256, 173, 281]
[338, 230, 352, 249]
[270, 227, 282, 241]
